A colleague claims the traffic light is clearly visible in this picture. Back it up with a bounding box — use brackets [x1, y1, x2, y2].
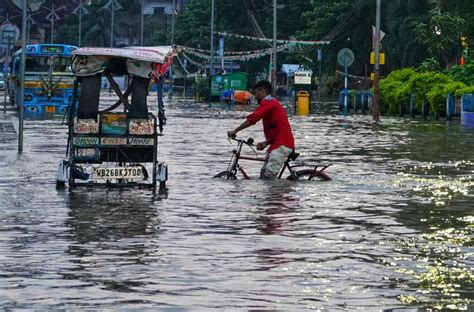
[460, 36, 468, 48]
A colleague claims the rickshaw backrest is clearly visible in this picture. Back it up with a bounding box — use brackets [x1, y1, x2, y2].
[76, 73, 149, 119]
[77, 74, 101, 119]
[129, 76, 149, 118]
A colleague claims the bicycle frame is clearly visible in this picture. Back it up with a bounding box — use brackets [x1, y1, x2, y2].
[225, 138, 298, 180]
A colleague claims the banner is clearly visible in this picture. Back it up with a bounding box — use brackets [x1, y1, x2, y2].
[216, 32, 330, 46]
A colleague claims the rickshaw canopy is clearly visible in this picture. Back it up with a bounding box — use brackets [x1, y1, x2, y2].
[71, 46, 175, 78]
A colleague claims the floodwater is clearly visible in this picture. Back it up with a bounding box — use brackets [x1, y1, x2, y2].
[0, 95, 473, 310]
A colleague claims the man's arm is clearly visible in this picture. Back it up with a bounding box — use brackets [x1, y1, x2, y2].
[228, 120, 252, 138]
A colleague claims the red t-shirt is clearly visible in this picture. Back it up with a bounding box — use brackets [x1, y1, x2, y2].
[246, 96, 295, 152]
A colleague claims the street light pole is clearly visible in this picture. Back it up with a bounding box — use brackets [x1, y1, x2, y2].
[51, 3, 54, 43]
[110, 0, 114, 47]
[73, 0, 90, 47]
[168, 0, 176, 98]
[209, 0, 215, 104]
[210, 0, 215, 76]
[44, 3, 61, 44]
[79, 0, 82, 46]
[372, 0, 381, 122]
[272, 0, 277, 94]
[140, 0, 145, 45]
[18, 0, 27, 153]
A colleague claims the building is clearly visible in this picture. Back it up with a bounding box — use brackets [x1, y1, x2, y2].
[143, 0, 189, 15]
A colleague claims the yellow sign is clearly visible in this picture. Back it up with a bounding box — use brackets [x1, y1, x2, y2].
[370, 52, 385, 65]
[370, 72, 375, 81]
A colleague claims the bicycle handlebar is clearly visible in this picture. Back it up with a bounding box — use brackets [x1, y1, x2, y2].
[228, 136, 255, 146]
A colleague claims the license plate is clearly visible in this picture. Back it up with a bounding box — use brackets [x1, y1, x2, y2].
[91, 166, 143, 180]
[45, 106, 55, 113]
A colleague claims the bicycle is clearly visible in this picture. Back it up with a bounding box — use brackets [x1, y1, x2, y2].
[213, 137, 332, 181]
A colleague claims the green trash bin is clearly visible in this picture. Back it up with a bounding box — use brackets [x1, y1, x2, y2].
[222, 72, 248, 91]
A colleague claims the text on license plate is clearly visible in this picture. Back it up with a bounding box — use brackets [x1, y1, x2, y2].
[92, 166, 143, 179]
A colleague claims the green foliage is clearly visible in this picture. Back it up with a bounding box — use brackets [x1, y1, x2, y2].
[380, 67, 469, 115]
[426, 80, 466, 113]
[194, 77, 209, 101]
[409, 72, 451, 108]
[454, 85, 474, 97]
[418, 57, 442, 72]
[380, 68, 417, 114]
[446, 63, 474, 86]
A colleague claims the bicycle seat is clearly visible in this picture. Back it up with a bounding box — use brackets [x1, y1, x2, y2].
[288, 151, 300, 161]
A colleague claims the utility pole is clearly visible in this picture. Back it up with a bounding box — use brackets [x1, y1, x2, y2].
[272, 0, 277, 94]
[73, 0, 89, 47]
[372, 0, 381, 122]
[18, 0, 27, 153]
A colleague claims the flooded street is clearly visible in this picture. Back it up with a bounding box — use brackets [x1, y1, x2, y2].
[0, 95, 473, 310]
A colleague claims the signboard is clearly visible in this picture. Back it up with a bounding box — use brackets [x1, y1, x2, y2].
[370, 52, 385, 65]
[294, 71, 312, 85]
[219, 37, 224, 58]
[128, 137, 154, 146]
[0, 23, 20, 52]
[337, 48, 355, 67]
[100, 137, 127, 145]
[73, 137, 99, 146]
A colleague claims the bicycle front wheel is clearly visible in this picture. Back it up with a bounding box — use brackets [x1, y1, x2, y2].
[287, 169, 331, 181]
[213, 171, 237, 180]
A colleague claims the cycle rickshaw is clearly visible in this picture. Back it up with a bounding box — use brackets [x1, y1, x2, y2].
[56, 46, 174, 191]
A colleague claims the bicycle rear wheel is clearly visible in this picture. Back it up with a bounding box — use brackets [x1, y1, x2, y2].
[287, 169, 331, 181]
[213, 171, 237, 180]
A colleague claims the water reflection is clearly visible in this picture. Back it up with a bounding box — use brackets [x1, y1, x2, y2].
[63, 189, 162, 293]
[253, 182, 299, 270]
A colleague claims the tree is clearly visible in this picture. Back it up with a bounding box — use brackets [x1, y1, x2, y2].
[413, 4, 464, 67]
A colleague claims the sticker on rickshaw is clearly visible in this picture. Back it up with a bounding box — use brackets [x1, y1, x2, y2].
[101, 137, 127, 145]
[75, 148, 97, 157]
[73, 137, 99, 146]
[101, 113, 127, 135]
[129, 118, 155, 135]
[91, 166, 143, 180]
[128, 137, 154, 146]
[74, 119, 99, 134]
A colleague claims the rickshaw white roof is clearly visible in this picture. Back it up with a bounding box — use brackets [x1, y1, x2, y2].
[72, 46, 174, 78]
[73, 46, 174, 63]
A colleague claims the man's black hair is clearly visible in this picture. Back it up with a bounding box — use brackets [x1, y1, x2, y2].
[253, 80, 273, 94]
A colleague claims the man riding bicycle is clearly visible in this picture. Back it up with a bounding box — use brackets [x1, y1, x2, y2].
[227, 80, 295, 179]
